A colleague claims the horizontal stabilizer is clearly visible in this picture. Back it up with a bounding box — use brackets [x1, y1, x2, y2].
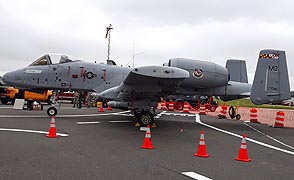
[250, 49, 291, 104]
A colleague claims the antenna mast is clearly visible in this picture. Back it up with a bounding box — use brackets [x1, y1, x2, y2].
[105, 24, 113, 60]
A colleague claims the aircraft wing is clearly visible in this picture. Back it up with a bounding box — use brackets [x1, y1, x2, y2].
[99, 65, 189, 102]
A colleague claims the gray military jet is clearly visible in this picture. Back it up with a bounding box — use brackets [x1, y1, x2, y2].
[2, 49, 290, 126]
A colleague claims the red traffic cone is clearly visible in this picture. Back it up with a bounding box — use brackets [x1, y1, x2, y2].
[107, 106, 112, 111]
[194, 131, 209, 157]
[47, 116, 58, 138]
[199, 104, 207, 115]
[235, 134, 251, 162]
[141, 125, 154, 149]
[99, 106, 104, 112]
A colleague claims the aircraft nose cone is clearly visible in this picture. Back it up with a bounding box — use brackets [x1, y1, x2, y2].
[2, 73, 8, 83]
[2, 72, 13, 85]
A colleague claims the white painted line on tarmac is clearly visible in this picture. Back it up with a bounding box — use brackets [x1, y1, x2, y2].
[155, 111, 166, 119]
[242, 122, 294, 150]
[140, 127, 148, 131]
[112, 113, 133, 117]
[195, 114, 294, 156]
[181, 172, 213, 180]
[76, 121, 101, 125]
[59, 110, 131, 117]
[0, 115, 47, 118]
[109, 120, 132, 123]
[163, 112, 196, 117]
[0, 107, 14, 109]
[0, 128, 69, 137]
[0, 110, 131, 118]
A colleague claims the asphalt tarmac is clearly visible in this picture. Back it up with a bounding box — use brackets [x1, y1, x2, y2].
[0, 104, 293, 180]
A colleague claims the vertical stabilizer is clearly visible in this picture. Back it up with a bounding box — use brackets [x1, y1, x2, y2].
[250, 49, 290, 105]
[226, 59, 248, 83]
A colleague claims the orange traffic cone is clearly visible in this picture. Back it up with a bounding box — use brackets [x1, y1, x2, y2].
[182, 102, 190, 113]
[141, 125, 154, 149]
[99, 106, 104, 112]
[235, 134, 251, 162]
[107, 106, 112, 111]
[194, 131, 209, 157]
[47, 116, 58, 138]
[199, 104, 207, 115]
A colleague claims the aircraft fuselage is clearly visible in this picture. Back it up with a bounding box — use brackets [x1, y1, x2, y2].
[3, 61, 131, 92]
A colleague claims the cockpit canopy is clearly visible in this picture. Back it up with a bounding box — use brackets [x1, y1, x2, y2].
[29, 53, 80, 66]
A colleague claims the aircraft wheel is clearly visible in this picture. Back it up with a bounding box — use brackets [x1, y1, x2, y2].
[236, 114, 241, 120]
[47, 106, 57, 117]
[138, 111, 154, 127]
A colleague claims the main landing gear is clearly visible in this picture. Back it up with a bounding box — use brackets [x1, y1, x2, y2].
[134, 109, 155, 127]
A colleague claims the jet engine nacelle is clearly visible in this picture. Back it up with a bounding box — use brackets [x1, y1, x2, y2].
[167, 58, 229, 88]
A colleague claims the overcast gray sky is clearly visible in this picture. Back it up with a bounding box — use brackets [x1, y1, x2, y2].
[1, 0, 294, 88]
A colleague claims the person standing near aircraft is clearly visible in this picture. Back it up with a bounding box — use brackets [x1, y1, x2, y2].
[78, 92, 83, 109]
[73, 91, 79, 108]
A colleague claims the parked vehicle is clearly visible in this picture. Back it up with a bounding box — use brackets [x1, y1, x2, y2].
[0, 87, 52, 104]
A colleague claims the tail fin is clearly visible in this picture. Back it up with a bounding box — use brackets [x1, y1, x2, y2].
[226, 59, 248, 83]
[250, 49, 290, 105]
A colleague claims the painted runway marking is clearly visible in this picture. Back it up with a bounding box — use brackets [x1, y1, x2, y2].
[195, 114, 294, 156]
[0, 110, 131, 118]
[109, 120, 132, 123]
[155, 111, 166, 119]
[59, 111, 131, 117]
[242, 122, 294, 150]
[0, 115, 47, 118]
[76, 121, 101, 125]
[163, 112, 196, 117]
[181, 172, 213, 180]
[112, 113, 133, 117]
[0, 107, 15, 109]
[0, 128, 69, 137]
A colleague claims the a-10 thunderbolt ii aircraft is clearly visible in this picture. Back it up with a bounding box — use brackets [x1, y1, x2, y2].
[2, 49, 290, 126]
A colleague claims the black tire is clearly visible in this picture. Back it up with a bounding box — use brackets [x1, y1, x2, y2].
[236, 114, 241, 120]
[1, 98, 9, 104]
[138, 111, 154, 126]
[228, 106, 236, 119]
[47, 106, 57, 117]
